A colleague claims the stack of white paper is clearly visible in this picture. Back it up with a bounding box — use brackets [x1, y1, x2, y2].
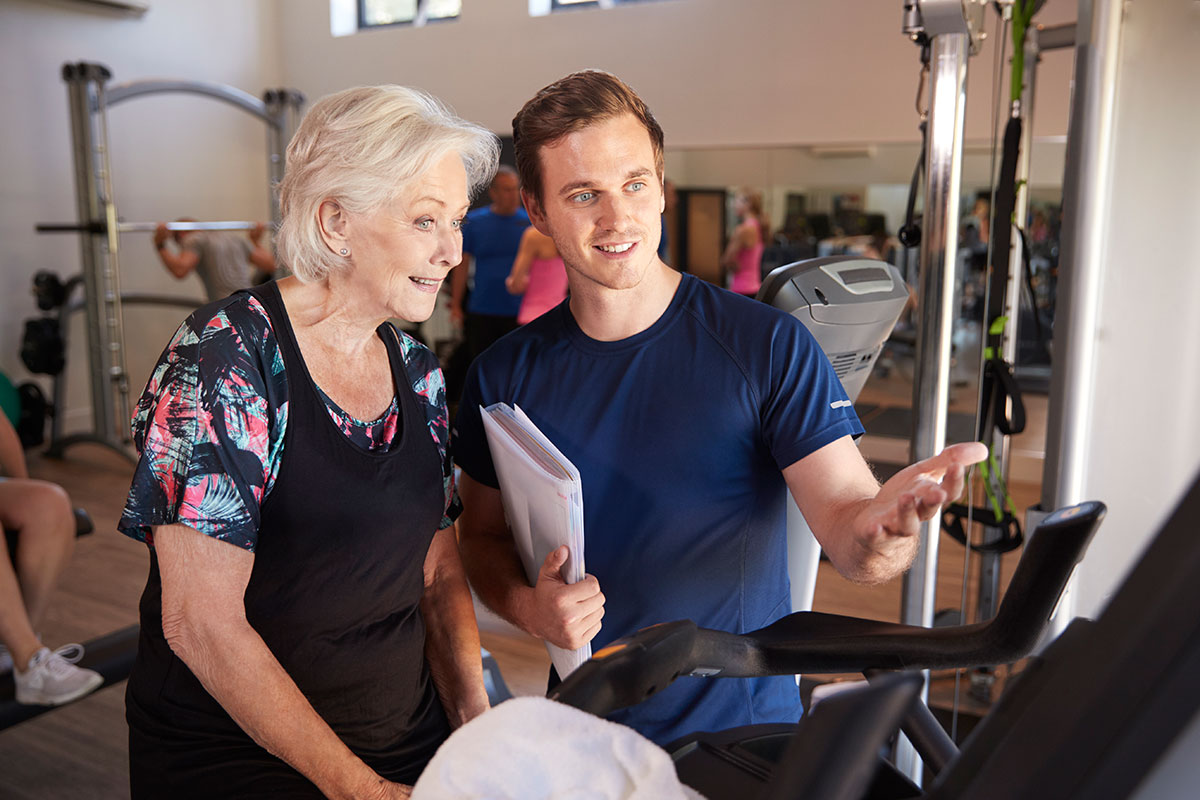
[480, 403, 590, 678]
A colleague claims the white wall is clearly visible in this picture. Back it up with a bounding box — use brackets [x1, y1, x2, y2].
[0, 0, 282, 429]
[1066, 0, 1200, 618]
[277, 0, 1077, 148]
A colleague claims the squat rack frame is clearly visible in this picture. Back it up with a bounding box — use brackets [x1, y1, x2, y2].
[41, 62, 303, 460]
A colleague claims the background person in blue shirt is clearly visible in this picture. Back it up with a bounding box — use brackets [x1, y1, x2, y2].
[452, 70, 987, 747]
[449, 165, 530, 366]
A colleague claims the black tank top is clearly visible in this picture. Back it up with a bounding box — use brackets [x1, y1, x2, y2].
[127, 282, 451, 796]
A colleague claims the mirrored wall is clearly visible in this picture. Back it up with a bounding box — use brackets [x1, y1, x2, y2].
[661, 138, 1067, 381]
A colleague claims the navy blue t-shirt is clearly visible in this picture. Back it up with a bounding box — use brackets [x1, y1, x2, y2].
[461, 206, 529, 317]
[453, 274, 863, 746]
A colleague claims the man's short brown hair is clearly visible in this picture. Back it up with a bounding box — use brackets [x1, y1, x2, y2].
[512, 70, 665, 209]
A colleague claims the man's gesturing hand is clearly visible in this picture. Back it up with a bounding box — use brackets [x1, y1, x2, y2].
[860, 441, 988, 547]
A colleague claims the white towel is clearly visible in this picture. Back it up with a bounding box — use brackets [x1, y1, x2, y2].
[412, 696, 707, 800]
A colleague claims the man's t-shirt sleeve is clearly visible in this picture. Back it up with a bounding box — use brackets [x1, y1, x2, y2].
[759, 316, 865, 470]
[450, 360, 501, 489]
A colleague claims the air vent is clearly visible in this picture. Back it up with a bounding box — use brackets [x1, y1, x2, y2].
[829, 352, 858, 378]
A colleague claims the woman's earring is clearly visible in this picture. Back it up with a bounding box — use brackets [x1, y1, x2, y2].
[340, 248, 349, 256]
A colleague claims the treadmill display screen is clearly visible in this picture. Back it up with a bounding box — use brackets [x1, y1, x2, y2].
[839, 267, 889, 285]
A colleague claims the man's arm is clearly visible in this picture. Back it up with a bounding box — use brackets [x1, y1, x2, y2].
[784, 437, 986, 585]
[155, 523, 409, 800]
[448, 257, 470, 327]
[154, 224, 199, 279]
[247, 223, 277, 274]
[419, 525, 489, 728]
[457, 473, 604, 650]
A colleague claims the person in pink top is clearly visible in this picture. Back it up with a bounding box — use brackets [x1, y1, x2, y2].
[722, 188, 768, 298]
[506, 226, 568, 324]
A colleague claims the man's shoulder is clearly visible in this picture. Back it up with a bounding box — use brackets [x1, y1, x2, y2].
[679, 275, 797, 338]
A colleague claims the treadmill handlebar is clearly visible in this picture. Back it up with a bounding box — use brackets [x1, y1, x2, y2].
[551, 501, 1105, 717]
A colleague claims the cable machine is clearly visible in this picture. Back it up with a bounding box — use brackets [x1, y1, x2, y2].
[34, 61, 304, 460]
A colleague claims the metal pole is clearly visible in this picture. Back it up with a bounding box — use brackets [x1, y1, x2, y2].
[896, 29, 970, 782]
[104, 79, 273, 121]
[1039, 0, 1124, 637]
[38, 220, 266, 233]
[264, 91, 287, 229]
[264, 88, 303, 251]
[93, 78, 133, 443]
[63, 64, 116, 448]
[903, 31, 968, 633]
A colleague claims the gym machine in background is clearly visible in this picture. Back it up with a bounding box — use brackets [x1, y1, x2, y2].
[893, 0, 988, 781]
[894, 0, 1084, 780]
[758, 256, 912, 615]
[32, 62, 303, 460]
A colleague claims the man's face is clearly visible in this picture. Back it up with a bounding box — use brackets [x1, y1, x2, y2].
[489, 172, 521, 215]
[526, 113, 664, 294]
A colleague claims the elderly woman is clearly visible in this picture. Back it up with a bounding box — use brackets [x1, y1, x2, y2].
[119, 86, 499, 799]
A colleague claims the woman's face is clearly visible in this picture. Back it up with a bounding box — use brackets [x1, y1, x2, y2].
[345, 151, 469, 323]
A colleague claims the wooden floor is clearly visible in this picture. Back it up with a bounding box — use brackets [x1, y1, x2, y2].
[0, 359, 1045, 798]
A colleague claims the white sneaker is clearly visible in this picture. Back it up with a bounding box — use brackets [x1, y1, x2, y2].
[14, 644, 104, 706]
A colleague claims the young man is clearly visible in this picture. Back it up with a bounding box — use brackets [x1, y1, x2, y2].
[452, 71, 985, 746]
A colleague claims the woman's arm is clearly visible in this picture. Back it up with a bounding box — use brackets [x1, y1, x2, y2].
[420, 525, 489, 728]
[720, 220, 753, 270]
[505, 228, 539, 295]
[155, 523, 410, 800]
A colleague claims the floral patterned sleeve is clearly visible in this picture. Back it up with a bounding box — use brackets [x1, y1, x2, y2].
[119, 296, 284, 551]
[396, 328, 463, 530]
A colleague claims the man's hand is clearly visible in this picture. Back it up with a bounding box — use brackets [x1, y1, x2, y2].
[154, 222, 170, 249]
[855, 441, 988, 552]
[249, 222, 266, 246]
[526, 546, 604, 650]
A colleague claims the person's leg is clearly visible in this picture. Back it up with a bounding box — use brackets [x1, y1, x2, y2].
[0, 479, 75, 630]
[0, 524, 42, 671]
[0, 478, 101, 709]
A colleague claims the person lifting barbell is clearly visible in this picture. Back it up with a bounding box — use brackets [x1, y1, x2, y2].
[153, 218, 278, 302]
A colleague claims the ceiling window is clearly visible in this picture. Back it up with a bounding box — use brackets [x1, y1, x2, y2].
[530, 0, 667, 17]
[359, 0, 460, 29]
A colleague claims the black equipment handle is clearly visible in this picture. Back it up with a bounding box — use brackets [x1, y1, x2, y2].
[551, 501, 1105, 717]
[35, 222, 106, 234]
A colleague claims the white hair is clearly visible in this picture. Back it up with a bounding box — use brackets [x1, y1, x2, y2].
[277, 85, 500, 282]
